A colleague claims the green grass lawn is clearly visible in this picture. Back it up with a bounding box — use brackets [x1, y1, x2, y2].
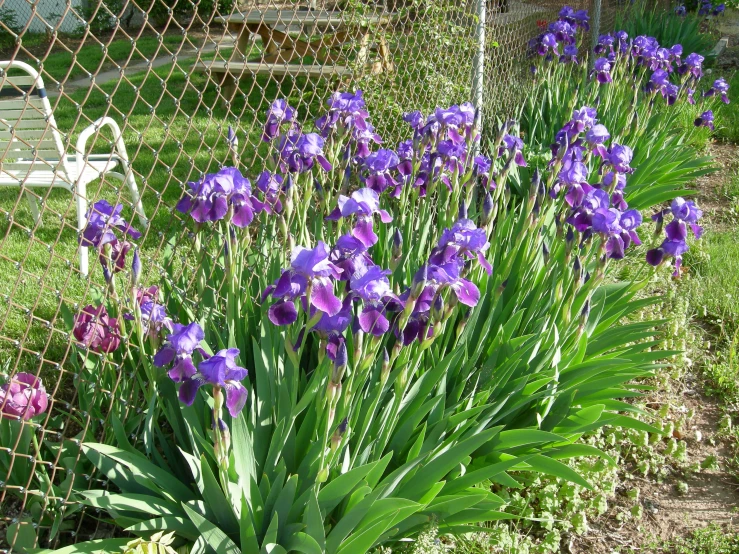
[0, 52, 332, 374]
[30, 35, 198, 84]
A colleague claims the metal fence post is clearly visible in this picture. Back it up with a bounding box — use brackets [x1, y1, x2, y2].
[591, 0, 602, 58]
[471, 0, 486, 140]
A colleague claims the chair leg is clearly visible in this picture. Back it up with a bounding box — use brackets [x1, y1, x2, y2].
[24, 189, 41, 225]
[76, 183, 88, 278]
[125, 169, 147, 227]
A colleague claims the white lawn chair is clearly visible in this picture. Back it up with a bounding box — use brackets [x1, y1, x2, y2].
[0, 60, 147, 277]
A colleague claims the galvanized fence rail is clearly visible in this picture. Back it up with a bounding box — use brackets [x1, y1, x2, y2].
[0, 0, 625, 550]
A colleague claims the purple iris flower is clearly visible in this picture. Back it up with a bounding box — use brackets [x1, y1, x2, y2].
[263, 99, 296, 142]
[353, 123, 383, 159]
[567, 187, 610, 232]
[178, 348, 248, 417]
[330, 234, 374, 281]
[427, 261, 481, 307]
[429, 218, 492, 275]
[694, 110, 715, 130]
[499, 134, 527, 166]
[99, 238, 132, 274]
[561, 44, 579, 64]
[255, 171, 284, 214]
[266, 242, 343, 326]
[647, 197, 702, 276]
[176, 167, 259, 227]
[678, 53, 704, 79]
[350, 265, 401, 336]
[396, 286, 436, 346]
[713, 3, 726, 16]
[537, 33, 559, 57]
[675, 4, 687, 16]
[592, 207, 642, 259]
[704, 78, 730, 104]
[606, 144, 634, 173]
[595, 34, 615, 55]
[277, 131, 333, 173]
[549, 20, 576, 44]
[573, 9, 590, 30]
[1, 373, 49, 421]
[670, 44, 683, 64]
[592, 57, 612, 84]
[362, 149, 401, 196]
[585, 124, 610, 157]
[326, 188, 393, 248]
[316, 90, 370, 138]
[154, 322, 206, 383]
[81, 200, 141, 249]
[403, 110, 425, 134]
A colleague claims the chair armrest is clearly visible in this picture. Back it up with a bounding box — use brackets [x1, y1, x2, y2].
[75, 117, 131, 177]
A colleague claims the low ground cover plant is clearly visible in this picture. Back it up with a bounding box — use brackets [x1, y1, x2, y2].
[0, 6, 731, 553]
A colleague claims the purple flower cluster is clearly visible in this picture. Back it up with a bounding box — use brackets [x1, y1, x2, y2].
[81, 200, 142, 276]
[154, 322, 249, 416]
[698, 1, 725, 16]
[530, 10, 731, 110]
[176, 166, 262, 226]
[646, 197, 703, 277]
[1, 373, 49, 420]
[551, 107, 643, 259]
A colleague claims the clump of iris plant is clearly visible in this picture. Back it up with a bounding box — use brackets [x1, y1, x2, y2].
[0, 373, 49, 420]
[528, 7, 729, 112]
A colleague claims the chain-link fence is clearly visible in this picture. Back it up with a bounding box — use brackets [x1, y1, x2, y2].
[0, 0, 630, 550]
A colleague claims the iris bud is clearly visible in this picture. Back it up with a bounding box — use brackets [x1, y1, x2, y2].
[481, 191, 495, 227]
[131, 249, 141, 286]
[573, 255, 582, 282]
[565, 226, 575, 256]
[330, 418, 348, 452]
[332, 341, 348, 384]
[431, 293, 444, 324]
[392, 229, 403, 259]
[542, 242, 550, 264]
[410, 265, 427, 299]
[381, 347, 390, 383]
[458, 201, 468, 220]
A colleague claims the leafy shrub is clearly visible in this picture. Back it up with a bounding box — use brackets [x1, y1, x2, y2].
[0, 6, 20, 50]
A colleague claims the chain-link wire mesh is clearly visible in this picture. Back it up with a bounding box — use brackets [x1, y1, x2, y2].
[0, 0, 636, 550]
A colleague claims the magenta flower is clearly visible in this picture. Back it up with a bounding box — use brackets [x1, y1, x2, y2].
[1, 373, 48, 420]
[73, 305, 121, 353]
[178, 348, 248, 417]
